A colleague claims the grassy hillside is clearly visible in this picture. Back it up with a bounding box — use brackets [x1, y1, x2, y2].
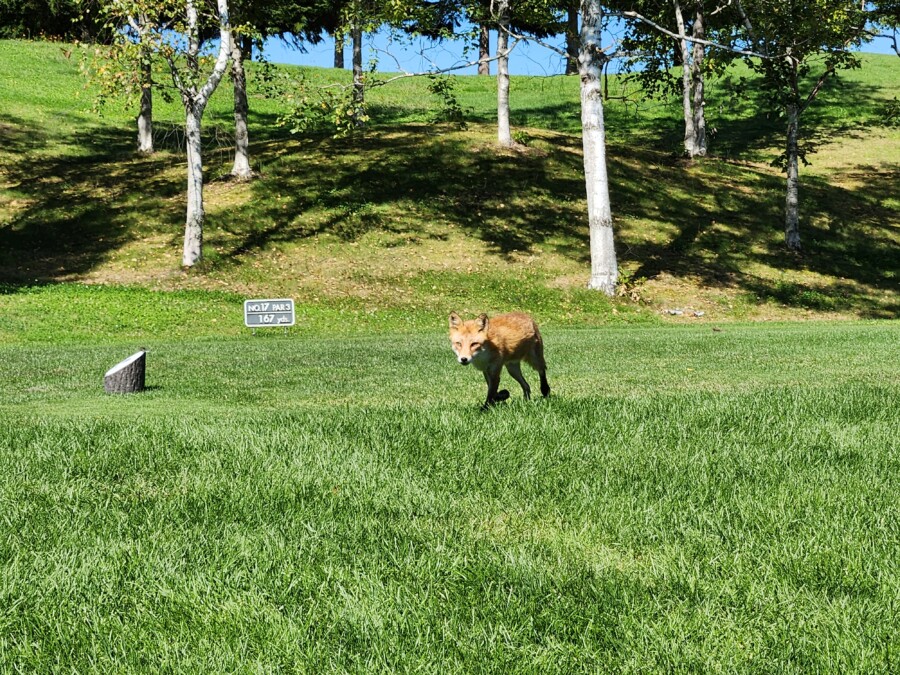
[0, 39, 897, 326]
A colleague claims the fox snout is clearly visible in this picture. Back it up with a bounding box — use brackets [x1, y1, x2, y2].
[458, 356, 470, 365]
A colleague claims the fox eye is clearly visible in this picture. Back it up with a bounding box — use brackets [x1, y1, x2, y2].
[454, 341, 462, 348]
[470, 342, 481, 350]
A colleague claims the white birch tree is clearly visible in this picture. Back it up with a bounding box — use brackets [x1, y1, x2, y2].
[492, 0, 618, 291]
[578, 0, 616, 293]
[82, 2, 161, 154]
[131, 12, 155, 154]
[672, 0, 707, 157]
[229, 34, 252, 178]
[160, 0, 232, 266]
[612, 0, 732, 158]
[736, 0, 868, 251]
[495, 0, 513, 145]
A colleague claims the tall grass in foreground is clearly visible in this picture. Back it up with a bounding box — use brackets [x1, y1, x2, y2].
[1, 321, 898, 671]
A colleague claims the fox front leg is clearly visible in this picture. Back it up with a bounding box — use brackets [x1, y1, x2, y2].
[482, 366, 510, 409]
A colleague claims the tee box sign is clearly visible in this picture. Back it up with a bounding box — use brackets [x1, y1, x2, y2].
[244, 298, 295, 328]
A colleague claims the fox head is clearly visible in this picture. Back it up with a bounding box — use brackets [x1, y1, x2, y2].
[449, 312, 489, 366]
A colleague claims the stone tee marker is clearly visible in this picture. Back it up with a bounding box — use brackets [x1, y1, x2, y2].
[104, 350, 146, 394]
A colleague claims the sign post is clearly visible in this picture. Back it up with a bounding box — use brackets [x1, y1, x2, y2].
[244, 299, 295, 334]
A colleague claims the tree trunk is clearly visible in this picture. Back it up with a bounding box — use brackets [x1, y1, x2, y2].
[478, 24, 490, 75]
[784, 102, 801, 251]
[183, 106, 205, 267]
[333, 31, 344, 69]
[579, 0, 617, 294]
[137, 48, 153, 154]
[351, 23, 364, 127]
[565, 3, 579, 75]
[496, 0, 513, 146]
[176, 0, 231, 268]
[690, 6, 707, 156]
[230, 36, 252, 179]
[673, 0, 697, 157]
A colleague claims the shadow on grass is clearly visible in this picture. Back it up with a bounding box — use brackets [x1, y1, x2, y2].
[0, 98, 896, 317]
[675, 67, 893, 161]
[0, 110, 295, 288]
[210, 125, 587, 262]
[618, 154, 899, 318]
[200, 121, 897, 317]
[0, 112, 182, 286]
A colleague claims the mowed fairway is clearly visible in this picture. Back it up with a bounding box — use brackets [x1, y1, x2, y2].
[1, 321, 898, 672]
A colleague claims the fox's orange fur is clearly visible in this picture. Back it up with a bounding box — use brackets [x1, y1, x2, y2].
[448, 312, 550, 408]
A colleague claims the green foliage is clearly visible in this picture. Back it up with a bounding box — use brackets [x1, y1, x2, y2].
[0, 0, 106, 40]
[426, 74, 469, 129]
[273, 69, 370, 136]
[739, 0, 867, 111]
[879, 96, 900, 127]
[614, 0, 742, 101]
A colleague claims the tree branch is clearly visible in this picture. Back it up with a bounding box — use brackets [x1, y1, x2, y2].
[709, 0, 735, 17]
[368, 39, 523, 86]
[610, 9, 771, 59]
[800, 66, 834, 114]
[867, 29, 900, 56]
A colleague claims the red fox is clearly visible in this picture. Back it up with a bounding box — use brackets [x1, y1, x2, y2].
[449, 312, 550, 408]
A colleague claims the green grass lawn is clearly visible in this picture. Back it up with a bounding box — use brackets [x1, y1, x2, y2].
[2, 317, 899, 671]
[1, 38, 899, 671]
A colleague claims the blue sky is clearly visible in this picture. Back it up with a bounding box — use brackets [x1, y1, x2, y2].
[262, 25, 898, 77]
[262, 28, 575, 76]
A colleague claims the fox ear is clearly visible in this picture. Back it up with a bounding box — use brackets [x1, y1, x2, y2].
[449, 312, 462, 328]
[475, 313, 489, 331]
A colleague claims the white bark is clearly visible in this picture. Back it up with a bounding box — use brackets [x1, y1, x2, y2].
[673, 0, 697, 157]
[230, 36, 252, 179]
[579, 0, 617, 294]
[178, 0, 232, 267]
[690, 8, 707, 156]
[351, 23, 364, 127]
[137, 53, 153, 154]
[496, 0, 513, 146]
[129, 13, 153, 155]
[183, 108, 204, 266]
[785, 102, 801, 251]
[673, 1, 707, 158]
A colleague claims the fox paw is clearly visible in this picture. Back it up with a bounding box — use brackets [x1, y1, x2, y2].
[481, 390, 511, 410]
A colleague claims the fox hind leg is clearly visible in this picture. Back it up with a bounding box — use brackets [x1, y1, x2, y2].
[505, 361, 531, 400]
[526, 340, 551, 398]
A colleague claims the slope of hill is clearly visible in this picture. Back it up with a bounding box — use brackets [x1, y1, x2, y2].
[1, 39, 898, 329]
